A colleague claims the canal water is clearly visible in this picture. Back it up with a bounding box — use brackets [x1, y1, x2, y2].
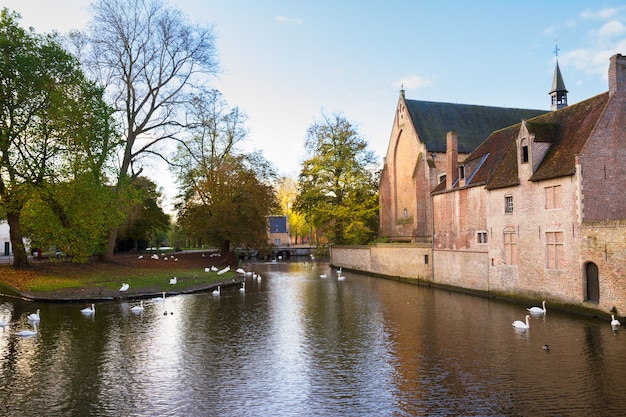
[0, 261, 624, 416]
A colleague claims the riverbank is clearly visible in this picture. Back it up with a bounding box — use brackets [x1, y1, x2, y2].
[0, 251, 241, 302]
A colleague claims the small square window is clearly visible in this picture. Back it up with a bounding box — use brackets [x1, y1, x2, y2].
[505, 196, 514, 214]
[477, 232, 488, 244]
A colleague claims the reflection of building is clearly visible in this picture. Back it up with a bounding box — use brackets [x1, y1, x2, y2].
[268, 215, 290, 246]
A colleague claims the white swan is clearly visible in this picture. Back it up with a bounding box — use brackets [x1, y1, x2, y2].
[239, 282, 246, 293]
[217, 265, 230, 275]
[152, 292, 166, 303]
[81, 304, 95, 315]
[212, 286, 221, 296]
[28, 309, 41, 322]
[257, 274, 262, 282]
[130, 300, 144, 313]
[169, 277, 177, 285]
[611, 314, 621, 327]
[119, 283, 129, 291]
[17, 322, 37, 337]
[320, 274, 327, 278]
[527, 301, 547, 314]
[236, 268, 246, 274]
[338, 274, 346, 281]
[512, 315, 530, 329]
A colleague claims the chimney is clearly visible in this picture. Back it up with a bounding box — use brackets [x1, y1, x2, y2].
[609, 53, 626, 97]
[446, 131, 458, 189]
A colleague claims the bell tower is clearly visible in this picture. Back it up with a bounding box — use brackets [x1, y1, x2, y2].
[550, 42, 568, 111]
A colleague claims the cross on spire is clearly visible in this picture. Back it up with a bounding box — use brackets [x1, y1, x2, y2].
[553, 41, 560, 59]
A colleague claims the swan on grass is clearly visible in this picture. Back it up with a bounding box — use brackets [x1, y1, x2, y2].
[28, 309, 41, 322]
[130, 300, 144, 313]
[611, 315, 621, 327]
[527, 301, 547, 315]
[119, 283, 129, 291]
[169, 277, 177, 285]
[81, 304, 95, 315]
[17, 322, 37, 337]
[512, 315, 530, 329]
[212, 286, 221, 296]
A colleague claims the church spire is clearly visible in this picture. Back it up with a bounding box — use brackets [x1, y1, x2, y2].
[550, 42, 568, 111]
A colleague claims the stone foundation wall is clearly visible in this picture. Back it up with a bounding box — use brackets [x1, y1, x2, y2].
[331, 243, 432, 280]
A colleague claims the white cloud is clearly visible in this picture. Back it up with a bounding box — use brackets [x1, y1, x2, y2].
[580, 7, 625, 21]
[395, 74, 435, 90]
[593, 20, 626, 41]
[275, 16, 304, 25]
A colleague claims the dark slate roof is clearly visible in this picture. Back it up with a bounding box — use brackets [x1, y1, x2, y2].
[405, 99, 548, 153]
[550, 61, 568, 93]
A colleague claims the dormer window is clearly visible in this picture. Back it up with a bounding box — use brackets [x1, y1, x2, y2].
[459, 165, 465, 180]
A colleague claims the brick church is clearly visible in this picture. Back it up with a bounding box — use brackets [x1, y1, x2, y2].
[378, 53, 626, 314]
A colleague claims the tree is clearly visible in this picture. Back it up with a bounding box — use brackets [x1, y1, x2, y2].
[116, 176, 171, 253]
[174, 90, 277, 257]
[74, 0, 219, 260]
[294, 113, 379, 245]
[275, 177, 310, 244]
[0, 9, 119, 267]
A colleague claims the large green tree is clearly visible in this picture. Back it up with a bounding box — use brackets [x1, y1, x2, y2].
[174, 89, 277, 257]
[0, 9, 119, 267]
[116, 176, 171, 253]
[294, 113, 379, 245]
[72, 0, 219, 260]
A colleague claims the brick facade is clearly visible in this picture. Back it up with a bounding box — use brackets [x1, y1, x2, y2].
[335, 54, 626, 317]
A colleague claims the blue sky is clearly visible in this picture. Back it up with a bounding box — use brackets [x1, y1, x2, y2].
[4, 0, 626, 205]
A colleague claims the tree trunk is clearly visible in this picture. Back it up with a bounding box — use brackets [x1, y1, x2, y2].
[6, 211, 29, 269]
[101, 227, 118, 262]
[220, 239, 230, 259]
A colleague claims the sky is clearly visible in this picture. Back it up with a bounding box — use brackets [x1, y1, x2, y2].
[4, 0, 626, 211]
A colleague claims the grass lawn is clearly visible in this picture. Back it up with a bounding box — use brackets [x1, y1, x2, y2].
[0, 251, 239, 301]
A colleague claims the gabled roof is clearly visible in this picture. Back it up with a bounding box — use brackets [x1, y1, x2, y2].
[405, 99, 548, 153]
[438, 92, 610, 192]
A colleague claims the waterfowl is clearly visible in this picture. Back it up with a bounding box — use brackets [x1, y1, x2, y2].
[130, 300, 144, 313]
[240, 282, 246, 293]
[212, 286, 221, 296]
[527, 301, 547, 314]
[27, 309, 41, 322]
[512, 315, 530, 329]
[81, 304, 95, 315]
[119, 283, 130, 291]
[169, 277, 177, 285]
[611, 314, 621, 327]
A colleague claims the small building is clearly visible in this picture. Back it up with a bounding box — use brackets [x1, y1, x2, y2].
[0, 222, 10, 256]
[268, 215, 290, 246]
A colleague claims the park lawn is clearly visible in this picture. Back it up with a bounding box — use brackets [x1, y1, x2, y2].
[0, 252, 238, 299]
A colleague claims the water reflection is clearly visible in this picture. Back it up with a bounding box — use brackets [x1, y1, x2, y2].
[0, 262, 625, 416]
